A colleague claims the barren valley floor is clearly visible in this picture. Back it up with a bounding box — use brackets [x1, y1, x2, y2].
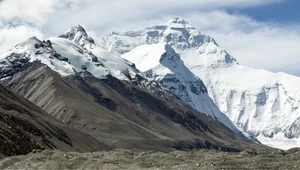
[1, 148, 300, 170]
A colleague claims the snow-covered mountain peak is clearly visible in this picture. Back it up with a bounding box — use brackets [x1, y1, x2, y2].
[166, 17, 191, 27]
[165, 17, 199, 33]
[0, 36, 76, 78]
[19, 36, 41, 46]
[0, 35, 143, 81]
[5, 36, 44, 53]
[100, 18, 238, 67]
[59, 25, 95, 48]
[101, 19, 300, 149]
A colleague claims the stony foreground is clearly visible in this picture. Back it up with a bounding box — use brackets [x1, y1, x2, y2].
[0, 148, 300, 170]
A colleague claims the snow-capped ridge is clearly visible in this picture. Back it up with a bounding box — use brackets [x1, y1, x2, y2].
[20, 36, 41, 45]
[0, 34, 145, 82]
[59, 25, 95, 48]
[0, 31, 169, 101]
[0, 36, 77, 78]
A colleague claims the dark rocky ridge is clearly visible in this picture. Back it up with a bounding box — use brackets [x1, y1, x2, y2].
[0, 83, 109, 157]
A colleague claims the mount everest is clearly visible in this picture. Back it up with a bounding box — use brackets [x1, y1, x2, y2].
[0, 17, 300, 149]
[100, 17, 300, 149]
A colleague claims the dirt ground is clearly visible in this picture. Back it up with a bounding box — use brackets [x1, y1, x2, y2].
[0, 148, 300, 170]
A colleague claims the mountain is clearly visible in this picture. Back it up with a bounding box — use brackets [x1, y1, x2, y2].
[57, 26, 243, 134]
[0, 83, 108, 157]
[100, 17, 300, 149]
[0, 36, 141, 81]
[0, 26, 268, 152]
[59, 25, 96, 48]
[122, 43, 238, 133]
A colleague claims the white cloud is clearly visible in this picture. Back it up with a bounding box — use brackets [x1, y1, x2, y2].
[0, 25, 43, 54]
[0, 0, 60, 27]
[207, 27, 300, 75]
[38, 0, 285, 33]
[0, 0, 75, 53]
[0, 0, 299, 75]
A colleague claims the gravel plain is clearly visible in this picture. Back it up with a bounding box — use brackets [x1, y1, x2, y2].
[1, 148, 300, 170]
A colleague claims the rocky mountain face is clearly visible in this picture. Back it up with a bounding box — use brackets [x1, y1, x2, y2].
[1, 61, 263, 151]
[0, 84, 109, 157]
[0, 25, 268, 153]
[100, 17, 300, 149]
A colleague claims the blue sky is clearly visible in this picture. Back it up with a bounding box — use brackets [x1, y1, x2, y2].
[235, 0, 300, 24]
[0, 0, 300, 75]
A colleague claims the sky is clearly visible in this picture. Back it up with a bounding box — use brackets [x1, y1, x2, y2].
[0, 0, 300, 75]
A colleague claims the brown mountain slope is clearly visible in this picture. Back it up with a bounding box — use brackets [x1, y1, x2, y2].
[0, 83, 109, 157]
[1, 61, 271, 151]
